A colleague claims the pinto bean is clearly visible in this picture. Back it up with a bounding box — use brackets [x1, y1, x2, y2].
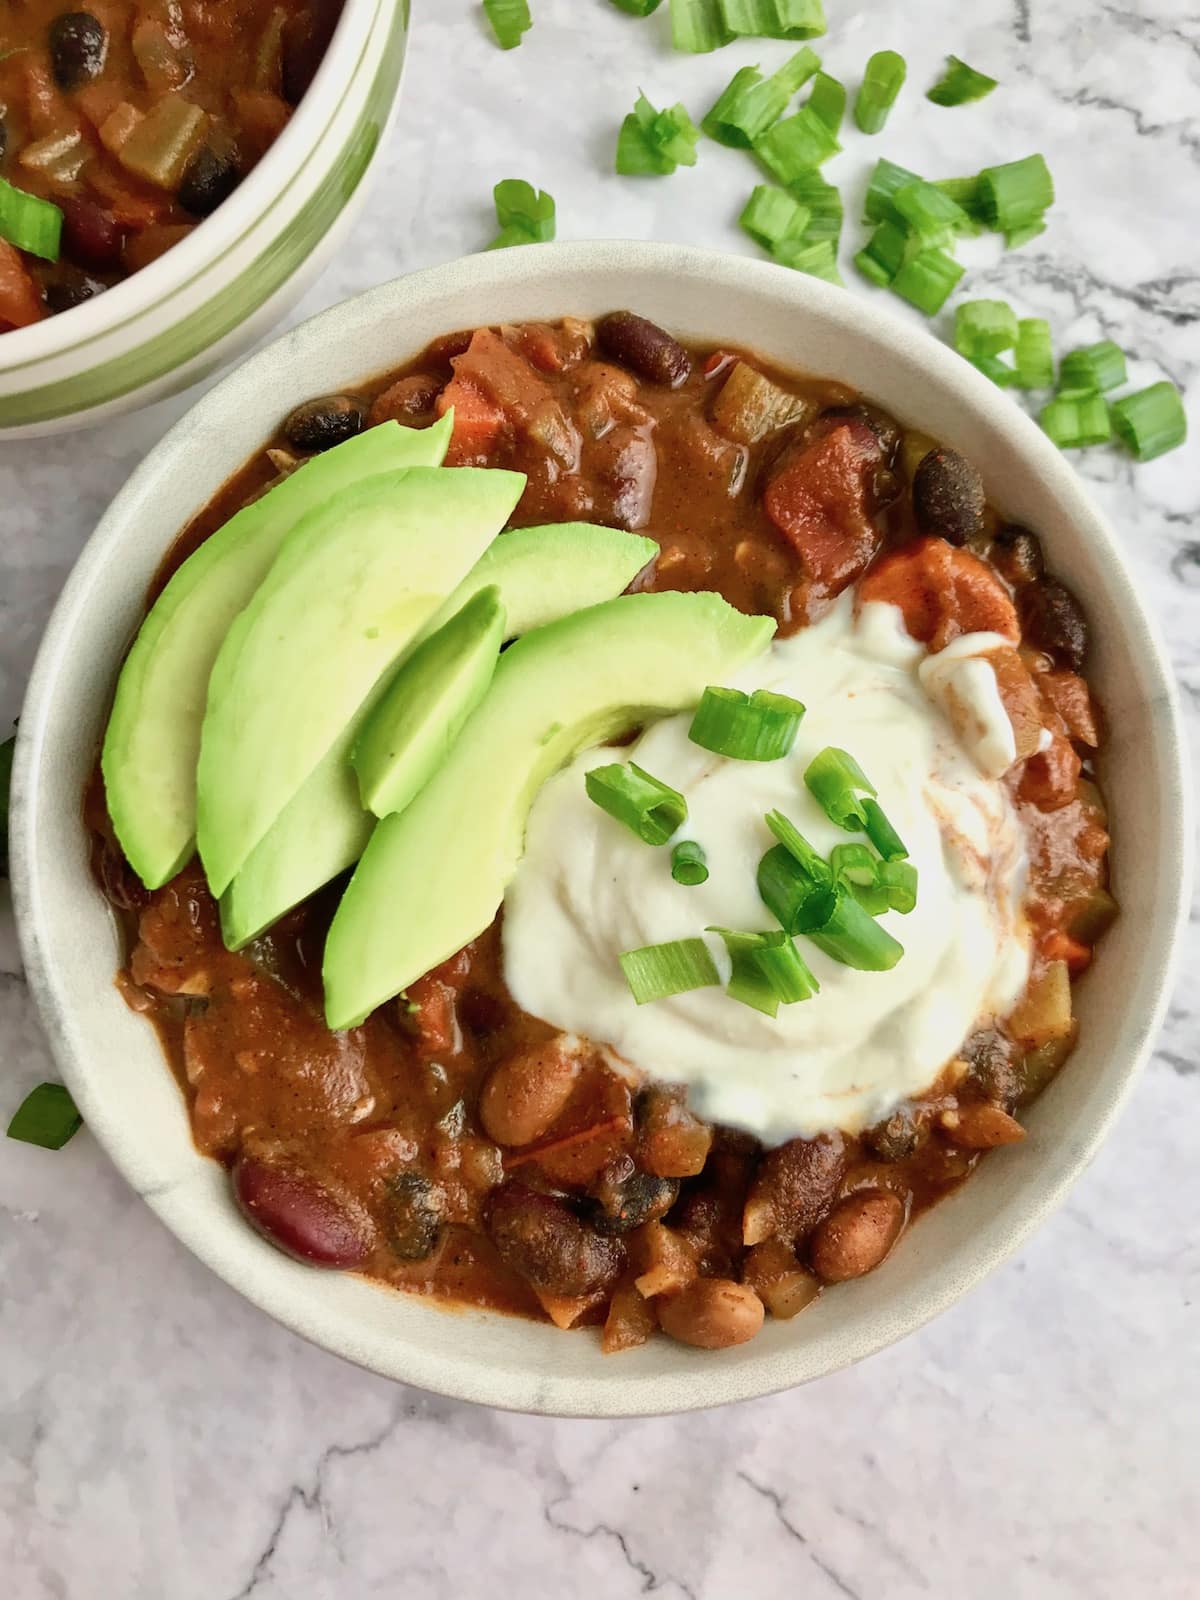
[809, 1190, 905, 1283]
[283, 394, 366, 452]
[657, 1278, 765, 1349]
[597, 311, 692, 388]
[477, 1039, 579, 1148]
[991, 524, 1044, 587]
[942, 1103, 1026, 1149]
[912, 447, 986, 547]
[742, 1135, 844, 1246]
[232, 1156, 372, 1268]
[487, 1183, 624, 1296]
[1019, 577, 1089, 671]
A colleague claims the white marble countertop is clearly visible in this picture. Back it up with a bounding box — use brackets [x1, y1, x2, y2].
[2, 2, 1198, 1595]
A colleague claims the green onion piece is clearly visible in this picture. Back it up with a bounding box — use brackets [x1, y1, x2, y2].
[1014, 318, 1054, 388]
[1110, 381, 1188, 462]
[862, 796, 907, 861]
[1004, 219, 1046, 250]
[807, 890, 904, 969]
[585, 761, 688, 844]
[0, 734, 13, 878]
[773, 236, 842, 284]
[619, 938, 722, 1004]
[0, 176, 63, 261]
[709, 925, 819, 1014]
[1040, 394, 1113, 449]
[804, 745, 873, 827]
[854, 220, 912, 287]
[891, 247, 964, 315]
[755, 106, 840, 179]
[808, 70, 846, 134]
[689, 685, 806, 761]
[764, 808, 829, 880]
[482, 0, 531, 49]
[926, 55, 998, 107]
[757, 844, 839, 935]
[7, 1082, 82, 1150]
[933, 175, 988, 231]
[787, 167, 842, 242]
[955, 299, 1019, 359]
[617, 92, 701, 175]
[979, 153, 1054, 233]
[893, 179, 971, 246]
[609, 0, 664, 12]
[971, 353, 1017, 387]
[863, 157, 922, 225]
[878, 859, 919, 914]
[1058, 340, 1127, 395]
[854, 50, 907, 135]
[703, 49, 820, 146]
[719, 0, 827, 39]
[740, 185, 811, 249]
[829, 842, 888, 915]
[671, 840, 710, 886]
[488, 178, 555, 248]
[670, 0, 733, 51]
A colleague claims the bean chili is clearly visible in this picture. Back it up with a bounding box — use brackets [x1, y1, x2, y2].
[87, 312, 1115, 1352]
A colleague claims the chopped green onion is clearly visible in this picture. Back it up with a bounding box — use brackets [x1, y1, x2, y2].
[670, 0, 733, 51]
[955, 299, 1019, 359]
[772, 236, 842, 283]
[863, 157, 921, 225]
[719, 0, 827, 39]
[757, 843, 838, 934]
[1110, 381, 1188, 462]
[487, 179, 555, 248]
[808, 70, 845, 134]
[978, 154, 1054, 234]
[829, 842, 888, 914]
[619, 938, 722, 1004]
[1040, 394, 1113, 449]
[854, 50, 907, 135]
[482, 0, 531, 49]
[893, 179, 971, 246]
[617, 92, 701, 175]
[740, 185, 811, 249]
[1058, 340, 1127, 396]
[926, 55, 998, 107]
[854, 220, 912, 287]
[1004, 219, 1046, 250]
[933, 175, 988, 230]
[0, 177, 62, 261]
[806, 890, 904, 969]
[755, 106, 841, 180]
[585, 761, 688, 844]
[671, 840, 710, 886]
[609, 0, 664, 12]
[0, 734, 12, 878]
[703, 50, 820, 147]
[862, 797, 907, 861]
[971, 353, 1017, 387]
[764, 808, 828, 880]
[878, 859, 919, 914]
[708, 926, 819, 1014]
[788, 168, 842, 242]
[689, 686, 806, 761]
[1013, 318, 1054, 388]
[891, 247, 964, 315]
[805, 749, 908, 858]
[7, 1083, 82, 1150]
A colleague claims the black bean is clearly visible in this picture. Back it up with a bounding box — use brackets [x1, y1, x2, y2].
[819, 403, 901, 463]
[487, 1183, 624, 1297]
[587, 1159, 679, 1236]
[866, 1107, 925, 1162]
[1020, 577, 1089, 671]
[178, 145, 241, 218]
[962, 1028, 1020, 1106]
[912, 446, 986, 547]
[383, 1171, 444, 1261]
[48, 12, 108, 91]
[44, 274, 106, 315]
[283, 394, 366, 452]
[991, 523, 1044, 587]
[596, 311, 691, 388]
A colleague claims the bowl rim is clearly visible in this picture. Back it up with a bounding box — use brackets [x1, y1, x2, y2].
[0, 0, 393, 374]
[11, 240, 1194, 1416]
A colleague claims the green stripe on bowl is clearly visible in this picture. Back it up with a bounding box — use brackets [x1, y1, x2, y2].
[0, 0, 408, 428]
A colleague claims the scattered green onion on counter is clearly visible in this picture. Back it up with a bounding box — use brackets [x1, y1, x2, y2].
[854, 220, 911, 287]
[609, 0, 664, 13]
[487, 179, 555, 248]
[1014, 318, 1054, 388]
[1039, 393, 1113, 449]
[1110, 382, 1189, 461]
[671, 840, 710, 886]
[955, 299, 1019, 359]
[619, 937, 721, 1002]
[755, 106, 841, 180]
[864, 157, 922, 225]
[893, 179, 972, 246]
[926, 55, 998, 107]
[0, 177, 62, 260]
[617, 92, 701, 175]
[740, 184, 812, 249]
[808, 70, 846, 135]
[703, 49, 820, 146]
[1058, 340, 1127, 397]
[669, 0, 733, 52]
[978, 153, 1054, 239]
[720, 0, 827, 40]
[890, 246, 964, 315]
[773, 237, 842, 282]
[788, 167, 842, 242]
[586, 761, 688, 844]
[688, 686, 806, 761]
[854, 50, 907, 135]
[482, 0, 531, 50]
[7, 1083, 82, 1150]
[708, 925, 819, 1015]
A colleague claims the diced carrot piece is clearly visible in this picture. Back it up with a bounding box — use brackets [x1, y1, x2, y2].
[1040, 929, 1092, 974]
[436, 377, 507, 463]
[88, 165, 168, 228]
[859, 536, 1019, 650]
[762, 420, 883, 597]
[451, 326, 553, 421]
[0, 240, 45, 330]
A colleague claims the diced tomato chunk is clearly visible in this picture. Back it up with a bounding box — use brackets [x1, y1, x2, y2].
[985, 647, 1044, 762]
[1039, 929, 1092, 974]
[762, 420, 883, 597]
[859, 536, 1019, 650]
[401, 974, 460, 1059]
[436, 377, 506, 463]
[0, 240, 45, 331]
[1018, 732, 1082, 811]
[1038, 668, 1099, 747]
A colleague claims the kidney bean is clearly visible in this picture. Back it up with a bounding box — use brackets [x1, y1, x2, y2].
[477, 1039, 579, 1148]
[597, 311, 692, 388]
[382, 1171, 444, 1260]
[48, 11, 108, 90]
[809, 1190, 905, 1283]
[487, 1183, 624, 1296]
[60, 197, 125, 269]
[587, 1158, 679, 1236]
[817, 402, 902, 463]
[1019, 577, 1089, 671]
[912, 447, 986, 547]
[657, 1278, 765, 1349]
[232, 1155, 372, 1268]
[991, 523, 1044, 588]
[943, 1103, 1026, 1149]
[742, 1135, 845, 1246]
[283, 395, 366, 453]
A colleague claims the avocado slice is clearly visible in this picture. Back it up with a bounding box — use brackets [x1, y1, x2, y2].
[196, 463, 525, 897]
[322, 591, 776, 1029]
[102, 417, 452, 890]
[218, 523, 655, 950]
[354, 587, 506, 818]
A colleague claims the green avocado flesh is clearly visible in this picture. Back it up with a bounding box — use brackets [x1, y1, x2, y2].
[219, 523, 655, 950]
[354, 587, 507, 818]
[196, 462, 525, 897]
[101, 418, 451, 890]
[322, 591, 777, 1030]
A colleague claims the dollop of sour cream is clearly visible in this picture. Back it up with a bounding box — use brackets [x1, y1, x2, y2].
[502, 593, 1032, 1145]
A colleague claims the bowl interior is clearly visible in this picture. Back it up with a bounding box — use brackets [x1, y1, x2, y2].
[12, 243, 1190, 1416]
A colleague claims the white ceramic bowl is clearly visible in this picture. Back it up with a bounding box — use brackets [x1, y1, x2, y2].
[0, 0, 409, 439]
[11, 243, 1192, 1415]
